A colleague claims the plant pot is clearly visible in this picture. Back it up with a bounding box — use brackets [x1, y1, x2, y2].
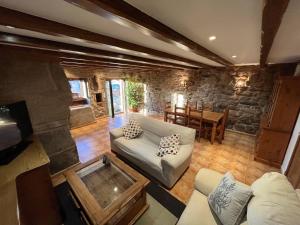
[129, 107, 139, 112]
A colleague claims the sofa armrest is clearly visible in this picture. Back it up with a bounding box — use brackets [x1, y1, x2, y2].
[194, 168, 223, 196]
[109, 128, 124, 139]
[161, 144, 193, 188]
[161, 144, 193, 170]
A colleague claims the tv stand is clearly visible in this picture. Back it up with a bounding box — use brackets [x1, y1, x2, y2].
[0, 138, 58, 225]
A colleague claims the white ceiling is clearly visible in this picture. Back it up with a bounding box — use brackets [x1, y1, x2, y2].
[0, 26, 198, 67]
[126, 0, 263, 65]
[0, 0, 219, 67]
[0, 0, 299, 66]
[268, 0, 300, 63]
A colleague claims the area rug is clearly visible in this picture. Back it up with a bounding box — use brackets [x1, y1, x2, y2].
[55, 182, 185, 225]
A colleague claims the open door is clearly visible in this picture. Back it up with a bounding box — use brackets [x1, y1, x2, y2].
[105, 79, 125, 118]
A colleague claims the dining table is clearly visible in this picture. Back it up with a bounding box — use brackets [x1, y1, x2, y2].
[164, 108, 224, 144]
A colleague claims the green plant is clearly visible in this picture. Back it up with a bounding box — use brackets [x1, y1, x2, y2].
[126, 81, 144, 110]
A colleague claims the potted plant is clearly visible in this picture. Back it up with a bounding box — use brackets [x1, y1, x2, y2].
[126, 81, 144, 112]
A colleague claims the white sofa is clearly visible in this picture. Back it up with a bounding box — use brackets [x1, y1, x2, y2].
[178, 168, 300, 225]
[109, 114, 196, 188]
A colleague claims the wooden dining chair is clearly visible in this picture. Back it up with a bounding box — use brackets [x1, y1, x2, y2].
[174, 104, 188, 126]
[220, 107, 229, 140]
[165, 101, 175, 123]
[188, 107, 203, 142]
[165, 101, 172, 109]
[205, 107, 229, 143]
[187, 101, 198, 110]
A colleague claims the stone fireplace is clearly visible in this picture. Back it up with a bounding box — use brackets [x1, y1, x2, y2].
[0, 56, 79, 173]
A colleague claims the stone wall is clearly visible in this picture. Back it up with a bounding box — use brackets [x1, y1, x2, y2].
[135, 67, 274, 134]
[99, 67, 275, 134]
[62, 66, 281, 134]
[0, 57, 79, 173]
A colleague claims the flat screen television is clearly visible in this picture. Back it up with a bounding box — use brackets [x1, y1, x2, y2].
[0, 101, 33, 165]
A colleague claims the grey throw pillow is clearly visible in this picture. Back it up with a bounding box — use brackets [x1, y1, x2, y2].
[122, 119, 143, 139]
[208, 172, 252, 225]
[157, 134, 180, 157]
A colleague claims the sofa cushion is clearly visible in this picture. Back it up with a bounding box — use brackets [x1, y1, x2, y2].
[208, 172, 252, 225]
[158, 134, 180, 157]
[247, 172, 300, 225]
[129, 114, 195, 145]
[113, 135, 162, 172]
[122, 119, 143, 139]
[177, 190, 220, 225]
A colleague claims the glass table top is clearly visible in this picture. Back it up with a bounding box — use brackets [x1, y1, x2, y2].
[77, 159, 135, 208]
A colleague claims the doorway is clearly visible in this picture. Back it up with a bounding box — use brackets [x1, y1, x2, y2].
[105, 79, 126, 118]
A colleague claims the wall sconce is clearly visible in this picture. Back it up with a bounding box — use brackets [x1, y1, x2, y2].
[180, 78, 194, 89]
[230, 75, 250, 94]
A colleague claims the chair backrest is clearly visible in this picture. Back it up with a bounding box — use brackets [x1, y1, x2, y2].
[187, 101, 198, 110]
[188, 108, 203, 127]
[174, 104, 187, 124]
[203, 102, 214, 111]
[220, 107, 229, 133]
[165, 101, 172, 109]
[222, 107, 229, 127]
[175, 104, 187, 115]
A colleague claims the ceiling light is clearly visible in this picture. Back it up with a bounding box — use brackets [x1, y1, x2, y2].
[5, 26, 15, 29]
[209, 36, 216, 41]
[232, 55, 237, 58]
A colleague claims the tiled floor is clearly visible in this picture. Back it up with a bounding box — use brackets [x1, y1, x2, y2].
[71, 114, 279, 203]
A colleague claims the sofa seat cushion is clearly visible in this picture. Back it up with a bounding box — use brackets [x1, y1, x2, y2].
[113, 135, 162, 172]
[247, 172, 300, 225]
[177, 190, 220, 225]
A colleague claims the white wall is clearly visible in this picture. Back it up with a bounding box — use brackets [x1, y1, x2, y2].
[282, 112, 300, 173]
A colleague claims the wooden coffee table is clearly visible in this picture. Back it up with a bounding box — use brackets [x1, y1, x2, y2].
[64, 152, 149, 225]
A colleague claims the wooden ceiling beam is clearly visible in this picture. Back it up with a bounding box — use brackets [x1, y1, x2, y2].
[60, 60, 165, 69]
[61, 63, 161, 71]
[64, 0, 232, 66]
[58, 56, 182, 70]
[60, 60, 152, 69]
[0, 6, 210, 68]
[61, 63, 133, 69]
[0, 32, 193, 70]
[260, 0, 289, 66]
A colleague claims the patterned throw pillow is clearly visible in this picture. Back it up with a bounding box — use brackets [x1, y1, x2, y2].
[157, 134, 180, 157]
[208, 172, 252, 225]
[122, 119, 143, 139]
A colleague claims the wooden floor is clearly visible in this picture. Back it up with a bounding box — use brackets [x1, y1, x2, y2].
[71, 114, 279, 203]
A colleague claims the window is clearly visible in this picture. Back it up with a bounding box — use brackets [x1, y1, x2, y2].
[172, 93, 185, 107]
[69, 80, 89, 98]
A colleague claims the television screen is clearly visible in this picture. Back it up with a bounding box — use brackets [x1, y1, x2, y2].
[0, 101, 33, 164]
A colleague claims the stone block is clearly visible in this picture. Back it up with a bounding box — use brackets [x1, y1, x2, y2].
[49, 147, 79, 173]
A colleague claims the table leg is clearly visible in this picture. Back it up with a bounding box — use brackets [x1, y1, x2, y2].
[211, 122, 217, 144]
